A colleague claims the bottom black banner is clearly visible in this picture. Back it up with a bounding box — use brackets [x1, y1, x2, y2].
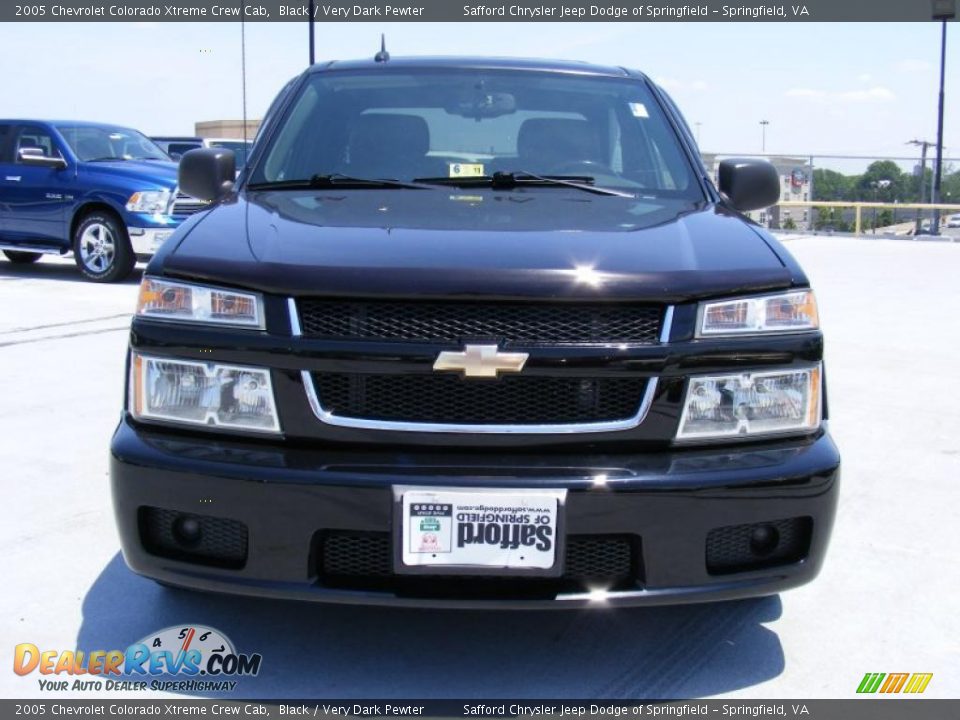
[3, 700, 958, 720]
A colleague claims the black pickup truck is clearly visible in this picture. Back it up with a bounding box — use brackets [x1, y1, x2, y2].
[110, 56, 839, 608]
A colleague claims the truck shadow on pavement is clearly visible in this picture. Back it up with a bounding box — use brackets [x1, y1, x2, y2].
[78, 554, 784, 699]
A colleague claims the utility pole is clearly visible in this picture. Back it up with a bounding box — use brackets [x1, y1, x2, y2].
[760, 120, 770, 152]
[308, 0, 315, 65]
[240, 0, 247, 146]
[908, 139, 932, 234]
[932, 0, 954, 233]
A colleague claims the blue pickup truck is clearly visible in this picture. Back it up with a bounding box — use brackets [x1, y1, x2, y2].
[0, 120, 206, 282]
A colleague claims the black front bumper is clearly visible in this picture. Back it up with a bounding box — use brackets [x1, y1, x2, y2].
[111, 418, 840, 609]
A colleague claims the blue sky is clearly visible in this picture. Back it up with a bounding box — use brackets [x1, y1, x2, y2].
[1, 21, 956, 170]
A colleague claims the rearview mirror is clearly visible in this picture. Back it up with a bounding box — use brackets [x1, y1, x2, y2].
[718, 158, 780, 212]
[18, 147, 67, 170]
[179, 148, 235, 202]
[450, 92, 517, 119]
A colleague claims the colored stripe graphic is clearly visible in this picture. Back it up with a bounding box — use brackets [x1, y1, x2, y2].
[903, 673, 934, 694]
[857, 673, 885, 693]
[857, 672, 933, 694]
[880, 673, 909, 693]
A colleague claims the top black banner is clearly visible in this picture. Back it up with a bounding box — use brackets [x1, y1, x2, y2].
[4, 0, 958, 22]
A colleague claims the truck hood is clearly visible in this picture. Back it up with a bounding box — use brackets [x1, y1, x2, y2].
[163, 189, 792, 302]
[78, 159, 179, 189]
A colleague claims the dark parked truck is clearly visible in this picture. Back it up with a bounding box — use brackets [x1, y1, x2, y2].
[110, 57, 839, 608]
[0, 120, 206, 281]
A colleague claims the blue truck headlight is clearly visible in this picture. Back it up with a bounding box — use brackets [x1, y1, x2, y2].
[125, 189, 172, 214]
[130, 353, 280, 433]
[677, 365, 821, 441]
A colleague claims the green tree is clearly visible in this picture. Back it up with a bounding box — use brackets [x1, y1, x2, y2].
[856, 161, 905, 202]
[940, 165, 960, 204]
[814, 206, 850, 231]
[812, 169, 853, 201]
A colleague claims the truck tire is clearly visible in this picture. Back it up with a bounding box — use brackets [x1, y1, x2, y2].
[2, 250, 42, 264]
[73, 212, 136, 283]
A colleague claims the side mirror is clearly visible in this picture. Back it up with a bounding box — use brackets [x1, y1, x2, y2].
[18, 147, 67, 170]
[718, 158, 780, 212]
[179, 148, 235, 202]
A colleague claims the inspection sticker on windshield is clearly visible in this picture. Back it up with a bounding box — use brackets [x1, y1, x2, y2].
[449, 162, 485, 178]
[629, 102, 649, 118]
[399, 488, 565, 571]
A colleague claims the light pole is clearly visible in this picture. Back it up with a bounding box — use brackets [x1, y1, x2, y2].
[240, 0, 247, 145]
[908, 139, 933, 234]
[760, 120, 770, 152]
[870, 179, 891, 234]
[932, 0, 954, 233]
[308, 0, 315, 65]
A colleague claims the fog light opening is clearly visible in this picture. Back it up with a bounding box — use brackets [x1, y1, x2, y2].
[749, 524, 780, 556]
[172, 516, 203, 548]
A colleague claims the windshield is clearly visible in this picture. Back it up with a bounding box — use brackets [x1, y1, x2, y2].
[251, 69, 701, 199]
[57, 125, 169, 162]
[208, 140, 251, 167]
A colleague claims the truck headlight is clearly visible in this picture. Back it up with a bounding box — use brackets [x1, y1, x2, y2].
[136, 277, 263, 329]
[698, 290, 818, 336]
[677, 365, 821, 441]
[131, 353, 280, 433]
[125, 189, 172, 214]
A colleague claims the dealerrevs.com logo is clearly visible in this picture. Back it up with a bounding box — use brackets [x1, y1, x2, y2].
[13, 625, 262, 693]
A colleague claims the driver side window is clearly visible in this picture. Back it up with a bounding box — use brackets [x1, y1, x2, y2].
[15, 126, 63, 162]
[0, 124, 11, 163]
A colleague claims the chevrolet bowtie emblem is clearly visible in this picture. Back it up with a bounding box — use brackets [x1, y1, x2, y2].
[433, 344, 529, 379]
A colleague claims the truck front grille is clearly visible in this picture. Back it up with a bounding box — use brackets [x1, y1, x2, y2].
[316, 531, 643, 596]
[297, 300, 663, 344]
[171, 192, 210, 216]
[312, 372, 649, 426]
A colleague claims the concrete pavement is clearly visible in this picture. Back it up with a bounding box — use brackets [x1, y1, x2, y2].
[1, 238, 957, 700]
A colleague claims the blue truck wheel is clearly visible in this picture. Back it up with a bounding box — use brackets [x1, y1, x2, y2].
[72, 211, 136, 283]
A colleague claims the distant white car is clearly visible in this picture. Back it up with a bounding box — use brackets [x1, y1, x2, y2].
[151, 136, 252, 167]
[946, 214, 960, 228]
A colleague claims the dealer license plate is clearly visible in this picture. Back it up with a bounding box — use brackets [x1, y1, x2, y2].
[398, 488, 565, 572]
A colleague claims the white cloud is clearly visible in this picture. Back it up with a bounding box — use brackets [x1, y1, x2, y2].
[837, 87, 896, 102]
[895, 59, 933, 73]
[784, 86, 895, 103]
[785, 88, 823, 99]
[858, 73, 873, 83]
[655, 77, 710, 92]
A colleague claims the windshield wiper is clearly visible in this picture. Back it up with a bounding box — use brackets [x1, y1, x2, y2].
[247, 173, 436, 191]
[414, 171, 636, 198]
[85, 156, 124, 162]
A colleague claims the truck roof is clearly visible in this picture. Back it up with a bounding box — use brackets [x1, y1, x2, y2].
[0, 119, 140, 130]
[313, 55, 642, 79]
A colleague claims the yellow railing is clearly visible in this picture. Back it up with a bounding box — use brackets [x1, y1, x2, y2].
[779, 201, 960, 235]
